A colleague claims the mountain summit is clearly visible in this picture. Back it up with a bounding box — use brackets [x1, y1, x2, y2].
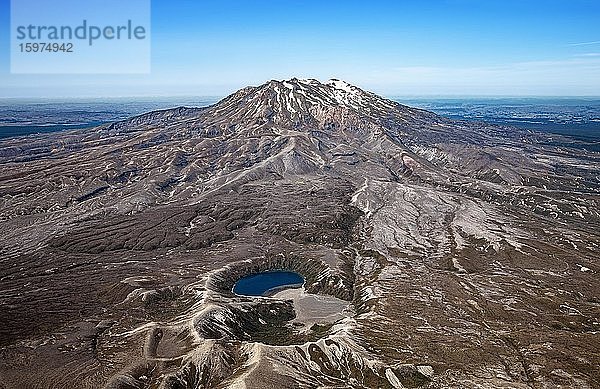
[197, 77, 432, 132]
[214, 78, 398, 119]
[0, 79, 598, 388]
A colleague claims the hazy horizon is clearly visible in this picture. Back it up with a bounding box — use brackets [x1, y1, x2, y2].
[1, 89, 600, 101]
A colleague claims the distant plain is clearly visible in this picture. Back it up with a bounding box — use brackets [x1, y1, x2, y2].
[1, 97, 599, 145]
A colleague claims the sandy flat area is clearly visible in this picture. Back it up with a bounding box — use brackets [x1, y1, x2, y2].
[272, 287, 351, 329]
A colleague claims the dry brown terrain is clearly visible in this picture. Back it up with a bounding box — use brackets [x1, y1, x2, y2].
[0, 79, 598, 388]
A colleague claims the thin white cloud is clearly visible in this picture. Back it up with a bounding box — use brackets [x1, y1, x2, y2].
[568, 41, 600, 46]
[362, 57, 600, 95]
[575, 53, 600, 57]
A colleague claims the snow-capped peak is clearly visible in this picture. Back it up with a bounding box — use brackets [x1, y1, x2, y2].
[205, 77, 406, 128]
[269, 77, 372, 110]
[327, 79, 355, 93]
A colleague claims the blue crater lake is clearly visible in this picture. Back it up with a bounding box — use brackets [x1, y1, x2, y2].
[233, 271, 304, 297]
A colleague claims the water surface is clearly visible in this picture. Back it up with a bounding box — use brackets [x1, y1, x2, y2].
[233, 271, 304, 297]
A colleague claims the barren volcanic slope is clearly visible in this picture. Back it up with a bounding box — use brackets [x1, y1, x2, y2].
[0, 79, 599, 389]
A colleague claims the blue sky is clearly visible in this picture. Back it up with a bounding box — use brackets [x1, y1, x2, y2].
[1, 0, 599, 97]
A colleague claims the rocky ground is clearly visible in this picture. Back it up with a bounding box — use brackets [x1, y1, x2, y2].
[0, 78, 598, 388]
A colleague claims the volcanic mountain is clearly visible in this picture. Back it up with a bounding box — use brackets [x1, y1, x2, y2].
[0, 79, 598, 388]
